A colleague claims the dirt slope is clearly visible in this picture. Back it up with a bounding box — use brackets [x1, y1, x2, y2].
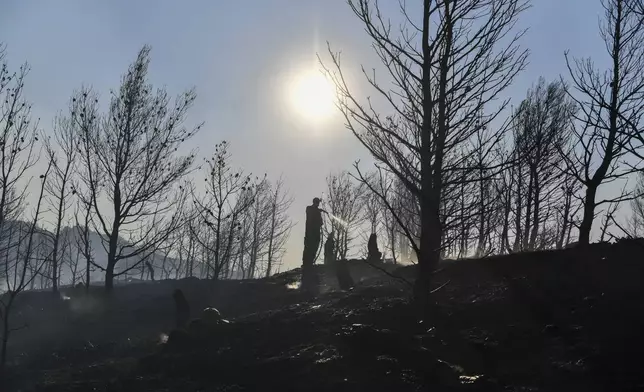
[5, 241, 644, 391]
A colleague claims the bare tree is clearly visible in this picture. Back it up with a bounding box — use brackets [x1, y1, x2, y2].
[554, 174, 582, 249]
[264, 176, 294, 277]
[0, 55, 39, 252]
[246, 179, 271, 278]
[562, 0, 644, 245]
[233, 176, 292, 279]
[191, 141, 255, 280]
[73, 193, 94, 292]
[380, 186, 399, 262]
[467, 118, 507, 257]
[234, 202, 252, 279]
[74, 46, 200, 291]
[361, 173, 381, 235]
[1, 160, 51, 375]
[0, 48, 46, 375]
[61, 230, 81, 286]
[600, 196, 622, 241]
[359, 166, 419, 263]
[183, 221, 198, 278]
[509, 78, 576, 251]
[323, 0, 528, 303]
[42, 97, 80, 292]
[359, 173, 385, 260]
[324, 171, 366, 260]
[171, 207, 197, 278]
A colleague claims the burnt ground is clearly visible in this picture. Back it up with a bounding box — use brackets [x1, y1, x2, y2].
[3, 240, 644, 391]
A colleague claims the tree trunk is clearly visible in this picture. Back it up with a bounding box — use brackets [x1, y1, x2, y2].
[105, 182, 122, 291]
[1, 294, 16, 375]
[51, 170, 69, 293]
[221, 214, 237, 279]
[476, 171, 486, 257]
[1, 311, 9, 374]
[413, 0, 449, 308]
[576, 0, 621, 245]
[389, 226, 397, 264]
[459, 176, 467, 258]
[238, 233, 246, 279]
[414, 213, 441, 306]
[265, 201, 277, 278]
[529, 178, 541, 250]
[522, 171, 534, 250]
[71, 250, 80, 286]
[187, 236, 194, 278]
[513, 168, 523, 251]
[86, 255, 91, 292]
[556, 190, 572, 249]
[249, 245, 257, 279]
[161, 254, 168, 280]
[212, 210, 222, 280]
[105, 261, 115, 291]
[578, 184, 598, 245]
[51, 242, 59, 293]
[105, 230, 118, 291]
[500, 186, 511, 254]
[265, 235, 274, 278]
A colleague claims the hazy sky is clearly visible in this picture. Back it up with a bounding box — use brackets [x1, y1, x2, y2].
[0, 0, 612, 270]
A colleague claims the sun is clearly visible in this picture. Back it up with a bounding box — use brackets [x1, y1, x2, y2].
[289, 70, 336, 122]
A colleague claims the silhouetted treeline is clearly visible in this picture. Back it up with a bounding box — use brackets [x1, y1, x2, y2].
[321, 0, 644, 304]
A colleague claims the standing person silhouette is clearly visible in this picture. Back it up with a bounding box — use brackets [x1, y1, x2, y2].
[302, 197, 324, 292]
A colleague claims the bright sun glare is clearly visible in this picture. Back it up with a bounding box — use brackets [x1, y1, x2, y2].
[289, 71, 336, 123]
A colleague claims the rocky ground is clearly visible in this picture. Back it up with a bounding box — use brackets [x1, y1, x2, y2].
[3, 240, 644, 391]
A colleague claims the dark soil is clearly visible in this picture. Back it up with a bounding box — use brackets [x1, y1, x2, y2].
[4, 240, 644, 391]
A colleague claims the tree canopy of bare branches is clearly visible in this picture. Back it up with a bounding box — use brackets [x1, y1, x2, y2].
[0, 47, 52, 371]
[263, 176, 294, 277]
[42, 96, 80, 292]
[510, 78, 576, 251]
[323, 0, 529, 303]
[562, 0, 644, 245]
[74, 46, 200, 291]
[191, 141, 256, 280]
[324, 171, 366, 260]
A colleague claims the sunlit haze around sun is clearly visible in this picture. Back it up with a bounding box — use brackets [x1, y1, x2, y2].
[289, 70, 336, 123]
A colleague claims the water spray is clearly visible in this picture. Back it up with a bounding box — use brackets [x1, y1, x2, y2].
[320, 209, 349, 228]
[329, 214, 349, 228]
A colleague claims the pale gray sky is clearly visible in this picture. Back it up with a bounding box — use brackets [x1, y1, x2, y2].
[0, 0, 616, 270]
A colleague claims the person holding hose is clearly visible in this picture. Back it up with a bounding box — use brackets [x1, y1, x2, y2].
[302, 197, 326, 292]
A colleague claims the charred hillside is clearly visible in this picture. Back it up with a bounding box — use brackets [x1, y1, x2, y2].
[4, 240, 644, 391]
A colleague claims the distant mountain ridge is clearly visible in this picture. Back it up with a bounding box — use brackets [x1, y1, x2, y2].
[0, 219, 179, 287]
